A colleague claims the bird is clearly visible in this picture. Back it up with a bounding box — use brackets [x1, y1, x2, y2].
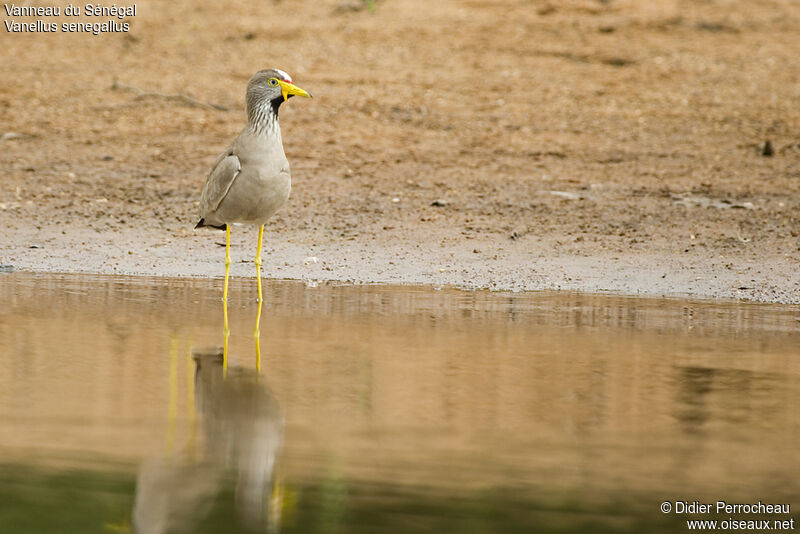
[195, 69, 311, 304]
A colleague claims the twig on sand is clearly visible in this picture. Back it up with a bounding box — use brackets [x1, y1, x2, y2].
[110, 79, 229, 111]
[2, 132, 36, 141]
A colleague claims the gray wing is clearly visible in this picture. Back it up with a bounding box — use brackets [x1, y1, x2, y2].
[198, 151, 241, 217]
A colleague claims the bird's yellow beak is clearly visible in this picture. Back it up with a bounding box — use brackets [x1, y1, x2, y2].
[278, 80, 312, 101]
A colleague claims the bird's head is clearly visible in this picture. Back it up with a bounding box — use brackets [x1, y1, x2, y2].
[247, 68, 311, 109]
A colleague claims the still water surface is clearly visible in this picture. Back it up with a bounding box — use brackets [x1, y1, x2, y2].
[1, 273, 799, 533]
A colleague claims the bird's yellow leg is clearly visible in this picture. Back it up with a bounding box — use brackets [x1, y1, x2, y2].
[223, 225, 231, 302]
[223, 225, 231, 378]
[254, 225, 264, 372]
[255, 224, 264, 303]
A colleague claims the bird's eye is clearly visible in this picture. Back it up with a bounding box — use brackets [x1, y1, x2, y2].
[268, 78, 279, 86]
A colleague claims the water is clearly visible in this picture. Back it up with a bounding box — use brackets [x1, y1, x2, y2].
[1, 272, 798, 533]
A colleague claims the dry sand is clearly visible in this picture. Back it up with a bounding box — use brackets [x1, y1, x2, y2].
[1, 0, 799, 303]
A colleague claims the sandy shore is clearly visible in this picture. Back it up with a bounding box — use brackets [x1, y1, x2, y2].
[2, 222, 797, 304]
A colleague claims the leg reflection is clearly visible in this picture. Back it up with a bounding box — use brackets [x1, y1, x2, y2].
[223, 293, 230, 378]
[166, 336, 179, 453]
[254, 298, 263, 374]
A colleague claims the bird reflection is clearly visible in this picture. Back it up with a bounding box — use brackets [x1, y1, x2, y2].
[195, 349, 284, 527]
[132, 335, 284, 533]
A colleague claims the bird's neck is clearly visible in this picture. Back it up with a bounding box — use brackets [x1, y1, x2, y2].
[246, 99, 282, 137]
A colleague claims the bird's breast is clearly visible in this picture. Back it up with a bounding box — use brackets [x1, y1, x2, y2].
[213, 130, 292, 225]
[217, 167, 290, 226]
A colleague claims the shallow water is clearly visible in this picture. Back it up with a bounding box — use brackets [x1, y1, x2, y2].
[1, 272, 799, 533]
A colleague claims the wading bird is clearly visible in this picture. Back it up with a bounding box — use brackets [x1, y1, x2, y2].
[195, 69, 311, 303]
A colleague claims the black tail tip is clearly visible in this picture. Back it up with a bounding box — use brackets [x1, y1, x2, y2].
[195, 219, 227, 231]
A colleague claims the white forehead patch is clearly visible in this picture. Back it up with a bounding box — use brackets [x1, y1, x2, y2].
[274, 69, 292, 83]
